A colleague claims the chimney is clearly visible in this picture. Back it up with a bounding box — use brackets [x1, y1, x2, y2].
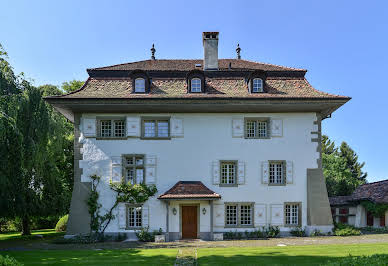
[202, 32, 219, 70]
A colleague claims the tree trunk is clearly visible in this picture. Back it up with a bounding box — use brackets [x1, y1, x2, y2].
[22, 216, 31, 235]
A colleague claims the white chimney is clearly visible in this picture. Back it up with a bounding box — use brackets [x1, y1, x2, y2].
[202, 32, 219, 70]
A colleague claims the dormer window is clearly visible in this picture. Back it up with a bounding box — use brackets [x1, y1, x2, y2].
[252, 78, 263, 93]
[191, 78, 201, 93]
[135, 78, 145, 93]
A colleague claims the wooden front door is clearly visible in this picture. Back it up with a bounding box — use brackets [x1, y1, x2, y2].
[367, 211, 374, 226]
[182, 206, 197, 239]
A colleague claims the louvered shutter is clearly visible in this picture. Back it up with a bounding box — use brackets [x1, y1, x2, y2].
[145, 155, 156, 184]
[255, 204, 267, 226]
[214, 204, 225, 227]
[262, 161, 269, 184]
[271, 119, 283, 137]
[126, 117, 141, 137]
[111, 156, 122, 183]
[170, 118, 184, 137]
[212, 161, 220, 185]
[270, 204, 283, 225]
[142, 205, 149, 228]
[83, 118, 96, 137]
[232, 119, 244, 138]
[286, 161, 293, 184]
[118, 203, 127, 229]
[237, 161, 245, 185]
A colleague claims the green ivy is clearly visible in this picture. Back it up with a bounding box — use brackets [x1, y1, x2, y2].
[361, 201, 388, 217]
[86, 175, 157, 237]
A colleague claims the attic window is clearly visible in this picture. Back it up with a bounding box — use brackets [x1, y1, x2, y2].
[195, 63, 202, 67]
[191, 78, 201, 93]
[135, 78, 145, 93]
[252, 78, 263, 93]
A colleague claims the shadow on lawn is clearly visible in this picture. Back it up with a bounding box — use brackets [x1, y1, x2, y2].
[2, 249, 177, 266]
[198, 254, 346, 266]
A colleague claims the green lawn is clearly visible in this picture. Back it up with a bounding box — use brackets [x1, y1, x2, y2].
[2, 249, 178, 266]
[197, 243, 388, 265]
[0, 229, 64, 241]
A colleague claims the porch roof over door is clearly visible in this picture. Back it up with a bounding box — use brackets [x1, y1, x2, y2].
[158, 181, 221, 200]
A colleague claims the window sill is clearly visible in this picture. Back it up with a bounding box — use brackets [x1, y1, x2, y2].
[284, 224, 301, 227]
[125, 227, 142, 230]
[224, 225, 255, 228]
[96, 137, 128, 140]
[219, 184, 238, 187]
[268, 183, 286, 187]
[244, 137, 271, 139]
[140, 137, 171, 140]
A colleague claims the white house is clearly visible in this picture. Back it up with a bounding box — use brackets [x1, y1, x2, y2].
[46, 32, 350, 240]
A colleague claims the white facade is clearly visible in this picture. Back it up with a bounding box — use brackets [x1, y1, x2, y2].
[78, 112, 321, 238]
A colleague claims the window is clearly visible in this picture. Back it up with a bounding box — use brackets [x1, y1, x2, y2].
[191, 78, 201, 92]
[135, 78, 145, 93]
[123, 155, 144, 184]
[269, 162, 285, 185]
[240, 205, 252, 226]
[98, 119, 125, 138]
[252, 78, 263, 93]
[220, 161, 236, 185]
[142, 118, 170, 139]
[225, 203, 254, 227]
[285, 203, 300, 226]
[226, 205, 237, 226]
[127, 205, 142, 228]
[245, 118, 269, 138]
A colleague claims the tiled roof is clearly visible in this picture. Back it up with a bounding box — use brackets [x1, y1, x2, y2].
[89, 59, 306, 72]
[158, 181, 221, 200]
[329, 195, 354, 206]
[352, 180, 388, 204]
[329, 179, 388, 206]
[56, 77, 348, 99]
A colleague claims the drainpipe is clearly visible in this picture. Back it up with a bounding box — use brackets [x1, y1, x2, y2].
[165, 201, 169, 242]
[210, 200, 214, 240]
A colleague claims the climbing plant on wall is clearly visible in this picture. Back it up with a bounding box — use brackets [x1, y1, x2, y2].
[86, 174, 157, 237]
[361, 201, 388, 217]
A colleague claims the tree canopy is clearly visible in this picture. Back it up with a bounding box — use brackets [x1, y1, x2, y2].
[322, 135, 367, 196]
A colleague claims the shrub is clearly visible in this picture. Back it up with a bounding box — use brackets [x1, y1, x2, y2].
[0, 255, 23, 266]
[290, 226, 306, 237]
[361, 226, 388, 234]
[310, 229, 325, 237]
[322, 254, 388, 265]
[135, 227, 154, 242]
[55, 215, 69, 232]
[266, 225, 280, 238]
[334, 227, 361, 236]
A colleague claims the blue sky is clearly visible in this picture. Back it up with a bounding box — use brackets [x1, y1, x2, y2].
[1, 0, 387, 182]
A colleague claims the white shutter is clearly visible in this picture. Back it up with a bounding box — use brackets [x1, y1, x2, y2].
[232, 119, 244, 138]
[170, 118, 184, 137]
[262, 161, 269, 184]
[237, 161, 245, 185]
[271, 119, 283, 137]
[270, 204, 283, 225]
[145, 155, 156, 184]
[286, 161, 293, 184]
[255, 204, 267, 226]
[118, 203, 127, 229]
[142, 205, 149, 228]
[126, 117, 141, 137]
[83, 118, 96, 137]
[145, 167, 156, 184]
[212, 161, 220, 185]
[214, 204, 225, 227]
[111, 156, 122, 183]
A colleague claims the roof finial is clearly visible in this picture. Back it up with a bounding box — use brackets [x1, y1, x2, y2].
[236, 43, 241, 59]
[151, 44, 156, 60]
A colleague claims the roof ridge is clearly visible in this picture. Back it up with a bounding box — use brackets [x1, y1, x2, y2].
[235, 58, 307, 71]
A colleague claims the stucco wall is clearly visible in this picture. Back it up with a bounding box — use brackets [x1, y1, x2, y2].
[77, 112, 320, 234]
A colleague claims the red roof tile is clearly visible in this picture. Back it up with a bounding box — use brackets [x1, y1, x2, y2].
[158, 181, 221, 200]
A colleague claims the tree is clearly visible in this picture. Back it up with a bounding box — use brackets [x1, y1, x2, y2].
[322, 135, 367, 196]
[61, 80, 83, 93]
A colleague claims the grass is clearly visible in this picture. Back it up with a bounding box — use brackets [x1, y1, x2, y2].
[0, 229, 64, 241]
[197, 243, 388, 265]
[1, 249, 178, 266]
